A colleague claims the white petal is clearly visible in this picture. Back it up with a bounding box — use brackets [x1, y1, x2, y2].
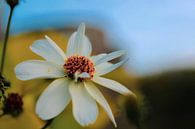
[69, 82, 98, 126]
[92, 77, 132, 95]
[90, 53, 107, 64]
[77, 72, 90, 78]
[84, 82, 117, 127]
[94, 62, 113, 75]
[66, 23, 92, 57]
[30, 35, 66, 65]
[95, 58, 129, 76]
[15, 60, 65, 80]
[74, 72, 90, 82]
[95, 50, 126, 66]
[36, 78, 71, 120]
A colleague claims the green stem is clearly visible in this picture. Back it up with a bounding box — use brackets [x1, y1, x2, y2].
[41, 119, 53, 129]
[0, 6, 14, 74]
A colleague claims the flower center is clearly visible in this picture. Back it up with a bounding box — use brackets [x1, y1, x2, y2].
[64, 55, 95, 81]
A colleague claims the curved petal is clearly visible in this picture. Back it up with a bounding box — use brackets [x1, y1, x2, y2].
[95, 50, 126, 66]
[15, 60, 65, 80]
[30, 35, 66, 65]
[36, 78, 71, 120]
[84, 82, 117, 127]
[66, 23, 92, 57]
[95, 58, 129, 76]
[94, 62, 113, 76]
[69, 82, 98, 126]
[90, 53, 107, 64]
[75, 72, 90, 79]
[92, 77, 132, 95]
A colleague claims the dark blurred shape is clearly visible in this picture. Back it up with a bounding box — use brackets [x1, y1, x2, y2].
[138, 70, 195, 129]
[3, 93, 23, 117]
[103, 95, 139, 129]
[5, 0, 19, 8]
[0, 75, 11, 88]
[125, 96, 140, 129]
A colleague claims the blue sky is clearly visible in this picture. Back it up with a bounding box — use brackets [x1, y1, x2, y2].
[1, 0, 195, 75]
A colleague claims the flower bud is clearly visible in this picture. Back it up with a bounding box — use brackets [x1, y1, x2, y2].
[3, 93, 23, 117]
[5, 0, 19, 8]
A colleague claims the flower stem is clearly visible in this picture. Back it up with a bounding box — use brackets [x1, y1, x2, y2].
[0, 6, 15, 74]
[41, 119, 53, 129]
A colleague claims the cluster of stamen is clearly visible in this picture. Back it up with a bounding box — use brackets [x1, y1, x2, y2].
[64, 55, 95, 81]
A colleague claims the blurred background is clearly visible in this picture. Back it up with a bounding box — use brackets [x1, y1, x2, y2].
[0, 0, 195, 129]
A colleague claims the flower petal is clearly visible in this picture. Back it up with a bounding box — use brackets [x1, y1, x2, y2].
[94, 50, 126, 66]
[84, 82, 117, 127]
[74, 72, 90, 82]
[30, 35, 66, 65]
[90, 53, 107, 64]
[92, 77, 132, 95]
[69, 82, 98, 126]
[66, 23, 92, 57]
[15, 60, 65, 80]
[95, 58, 129, 76]
[94, 62, 113, 75]
[36, 78, 71, 120]
[77, 72, 90, 78]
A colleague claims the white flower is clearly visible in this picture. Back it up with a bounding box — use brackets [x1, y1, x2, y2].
[14, 23, 134, 127]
